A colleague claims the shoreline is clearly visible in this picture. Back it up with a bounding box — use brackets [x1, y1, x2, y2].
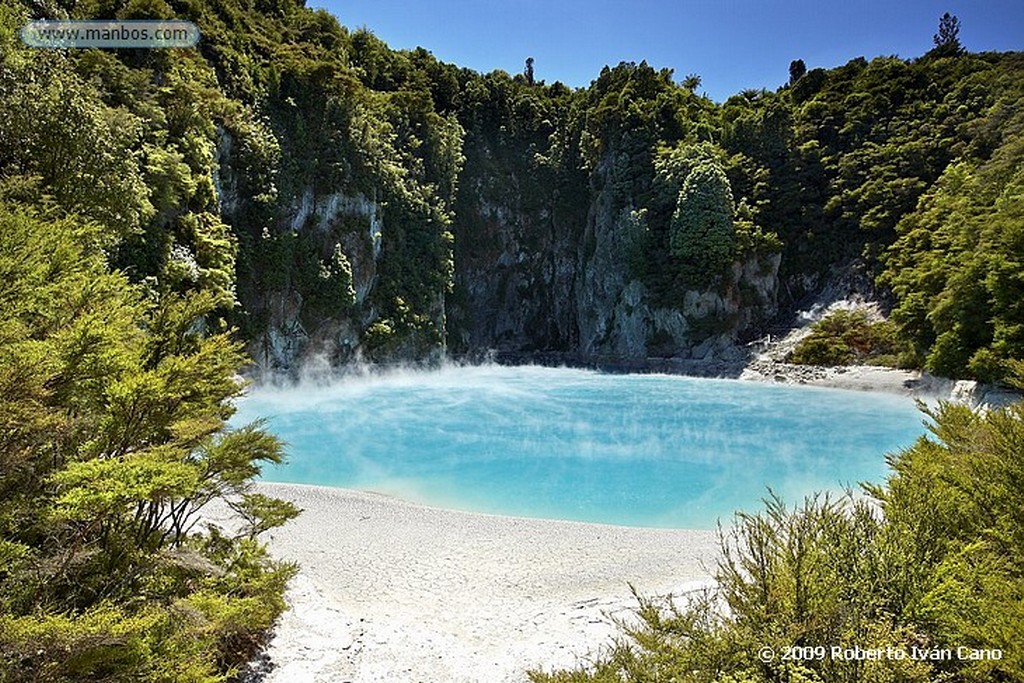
[739, 359, 1020, 408]
[248, 351, 1020, 408]
[486, 351, 1020, 407]
[231, 358, 1018, 681]
[218, 483, 718, 683]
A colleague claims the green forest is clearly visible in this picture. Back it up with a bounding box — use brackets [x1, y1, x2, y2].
[1, 0, 1022, 680]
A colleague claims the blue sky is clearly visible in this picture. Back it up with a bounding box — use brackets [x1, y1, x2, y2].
[312, 0, 1023, 101]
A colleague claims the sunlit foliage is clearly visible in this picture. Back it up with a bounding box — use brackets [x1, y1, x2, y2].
[0, 2, 1021, 675]
[0, 202, 297, 681]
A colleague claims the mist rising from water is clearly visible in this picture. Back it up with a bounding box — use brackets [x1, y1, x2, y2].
[231, 364, 928, 528]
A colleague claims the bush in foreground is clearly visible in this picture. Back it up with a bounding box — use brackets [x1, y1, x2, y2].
[0, 202, 298, 681]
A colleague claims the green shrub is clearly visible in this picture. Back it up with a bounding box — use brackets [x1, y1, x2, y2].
[0, 202, 298, 681]
[788, 309, 913, 367]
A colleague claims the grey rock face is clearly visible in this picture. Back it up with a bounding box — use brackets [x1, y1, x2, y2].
[449, 146, 781, 366]
[227, 132, 781, 372]
[234, 185, 387, 373]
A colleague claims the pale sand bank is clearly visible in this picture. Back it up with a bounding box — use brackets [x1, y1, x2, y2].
[740, 361, 925, 394]
[221, 483, 718, 683]
[740, 360, 1020, 406]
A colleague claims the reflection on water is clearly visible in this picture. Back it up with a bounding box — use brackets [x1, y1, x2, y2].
[231, 364, 927, 529]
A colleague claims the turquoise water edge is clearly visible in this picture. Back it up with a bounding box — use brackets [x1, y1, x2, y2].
[231, 365, 928, 529]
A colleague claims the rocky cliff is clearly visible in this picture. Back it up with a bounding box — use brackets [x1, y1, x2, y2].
[447, 136, 781, 366]
[247, 189, 383, 370]
[230, 156, 780, 373]
[202, 41, 784, 375]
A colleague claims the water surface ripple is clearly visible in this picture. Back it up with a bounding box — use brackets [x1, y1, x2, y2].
[232, 365, 927, 528]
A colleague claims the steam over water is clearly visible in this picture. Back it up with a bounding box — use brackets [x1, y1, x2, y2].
[232, 365, 927, 528]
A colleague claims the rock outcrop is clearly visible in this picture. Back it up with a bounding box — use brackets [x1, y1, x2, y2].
[447, 139, 781, 367]
[227, 133, 781, 373]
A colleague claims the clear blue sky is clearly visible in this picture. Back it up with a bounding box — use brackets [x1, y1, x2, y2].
[312, 0, 1023, 101]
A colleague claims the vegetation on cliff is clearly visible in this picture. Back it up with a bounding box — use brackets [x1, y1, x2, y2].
[787, 309, 913, 368]
[4, 0, 1020, 378]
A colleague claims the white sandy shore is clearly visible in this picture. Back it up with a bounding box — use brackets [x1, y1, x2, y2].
[739, 360, 1019, 406]
[216, 483, 718, 683]
[740, 361, 927, 395]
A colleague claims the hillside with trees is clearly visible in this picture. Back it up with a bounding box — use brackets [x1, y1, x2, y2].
[2, 0, 1021, 380]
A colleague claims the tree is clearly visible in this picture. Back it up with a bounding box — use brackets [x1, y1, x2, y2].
[882, 126, 1024, 383]
[0, 200, 298, 680]
[933, 12, 963, 55]
[0, 50, 153, 238]
[789, 58, 806, 84]
[682, 73, 701, 92]
[524, 56, 535, 86]
[670, 161, 736, 284]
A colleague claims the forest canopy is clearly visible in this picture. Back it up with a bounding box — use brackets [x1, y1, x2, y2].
[2, 0, 1019, 380]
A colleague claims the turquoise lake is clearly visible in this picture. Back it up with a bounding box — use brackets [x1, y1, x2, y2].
[231, 365, 929, 529]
